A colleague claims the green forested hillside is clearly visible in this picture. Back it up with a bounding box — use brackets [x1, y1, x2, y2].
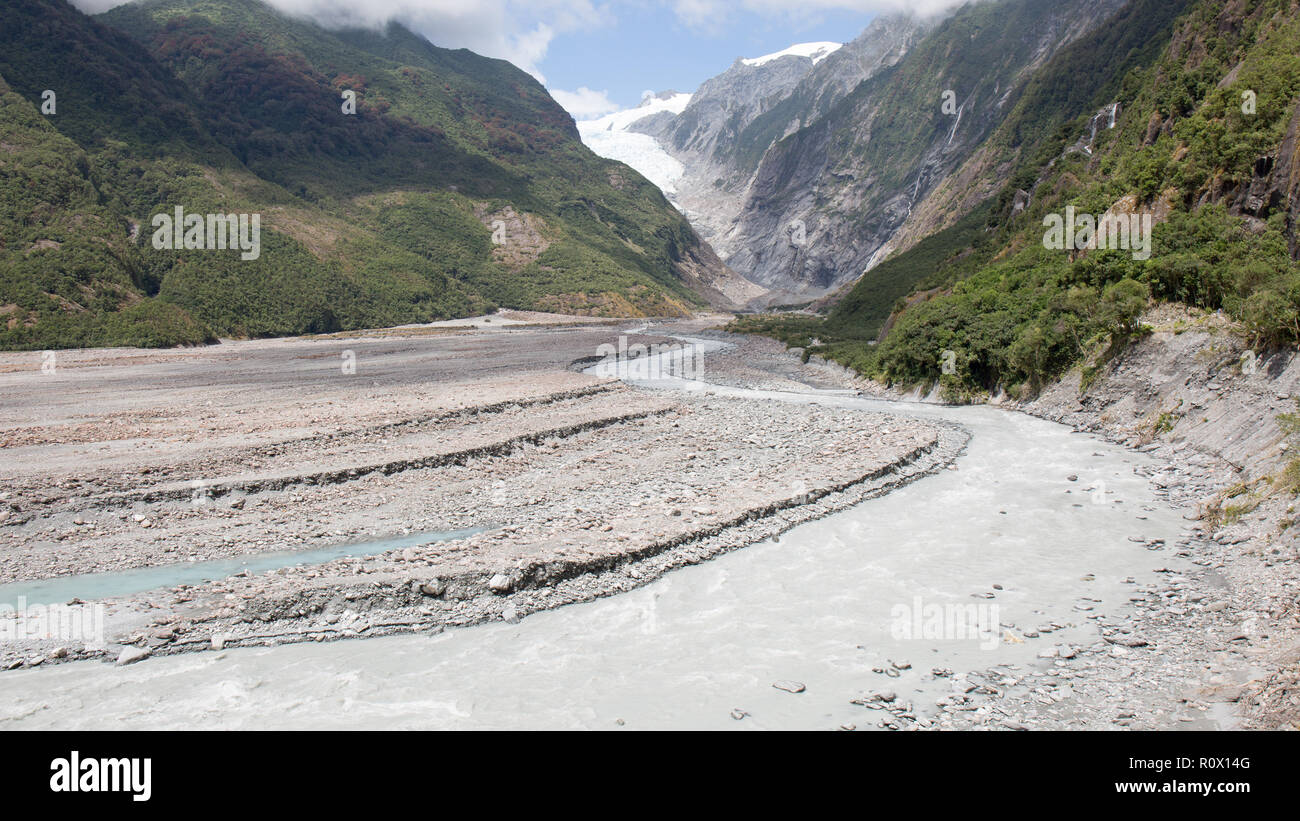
[0, 0, 719, 350]
[735, 0, 1300, 401]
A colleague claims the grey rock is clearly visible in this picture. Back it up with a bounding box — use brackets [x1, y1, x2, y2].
[116, 647, 151, 666]
[419, 579, 447, 597]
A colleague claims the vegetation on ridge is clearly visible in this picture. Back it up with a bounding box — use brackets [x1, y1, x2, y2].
[732, 0, 1300, 401]
[0, 0, 716, 350]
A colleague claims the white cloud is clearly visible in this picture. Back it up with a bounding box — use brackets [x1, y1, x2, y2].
[70, 0, 610, 82]
[71, 0, 971, 79]
[671, 0, 968, 31]
[68, 0, 125, 11]
[549, 86, 621, 118]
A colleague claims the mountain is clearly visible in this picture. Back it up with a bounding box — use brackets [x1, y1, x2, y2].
[637, 2, 1165, 304]
[741, 43, 843, 69]
[735, 0, 1300, 402]
[574, 90, 769, 307]
[632, 18, 928, 294]
[0, 0, 740, 351]
[824, 0, 1196, 336]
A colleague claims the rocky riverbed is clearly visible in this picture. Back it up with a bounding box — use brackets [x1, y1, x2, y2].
[0, 318, 958, 669]
[2, 310, 1293, 733]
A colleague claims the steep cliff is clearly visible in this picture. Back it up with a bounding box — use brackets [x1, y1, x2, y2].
[635, 16, 928, 290]
[723, 0, 1128, 301]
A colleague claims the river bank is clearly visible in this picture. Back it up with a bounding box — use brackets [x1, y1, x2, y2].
[767, 304, 1299, 730]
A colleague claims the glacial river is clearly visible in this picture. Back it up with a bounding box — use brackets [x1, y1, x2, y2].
[0, 341, 1203, 730]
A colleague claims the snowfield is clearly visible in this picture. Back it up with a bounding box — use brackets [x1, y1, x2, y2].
[572, 41, 841, 198]
[576, 92, 692, 196]
[741, 42, 842, 68]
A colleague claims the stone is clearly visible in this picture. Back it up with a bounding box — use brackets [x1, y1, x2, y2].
[419, 580, 447, 597]
[116, 647, 151, 666]
[772, 680, 806, 694]
[488, 573, 512, 593]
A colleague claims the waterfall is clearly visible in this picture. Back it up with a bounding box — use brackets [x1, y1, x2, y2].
[946, 102, 965, 147]
[1085, 103, 1121, 155]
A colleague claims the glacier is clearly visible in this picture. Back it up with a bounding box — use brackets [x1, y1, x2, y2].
[576, 92, 692, 198]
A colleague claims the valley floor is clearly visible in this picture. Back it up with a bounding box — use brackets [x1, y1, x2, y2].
[0, 317, 953, 668]
[0, 311, 1293, 731]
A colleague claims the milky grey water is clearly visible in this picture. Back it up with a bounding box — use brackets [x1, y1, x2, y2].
[0, 374, 1199, 730]
[0, 528, 486, 610]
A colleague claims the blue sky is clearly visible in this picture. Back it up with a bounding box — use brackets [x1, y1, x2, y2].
[74, 1, 965, 118]
[539, 5, 879, 115]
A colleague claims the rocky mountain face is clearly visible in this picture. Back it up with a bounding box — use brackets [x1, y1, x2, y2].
[642, 0, 1131, 304]
[634, 16, 929, 289]
[761, 0, 1300, 400]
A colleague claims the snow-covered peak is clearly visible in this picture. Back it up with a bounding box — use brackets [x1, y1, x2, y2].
[741, 42, 842, 68]
[581, 91, 692, 134]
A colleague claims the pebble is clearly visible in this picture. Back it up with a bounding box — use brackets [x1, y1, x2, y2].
[419, 580, 447, 597]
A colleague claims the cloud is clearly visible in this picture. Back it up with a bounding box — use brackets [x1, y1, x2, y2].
[670, 0, 968, 31]
[70, 0, 610, 82]
[549, 86, 621, 118]
[71, 0, 970, 79]
[68, 0, 125, 11]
